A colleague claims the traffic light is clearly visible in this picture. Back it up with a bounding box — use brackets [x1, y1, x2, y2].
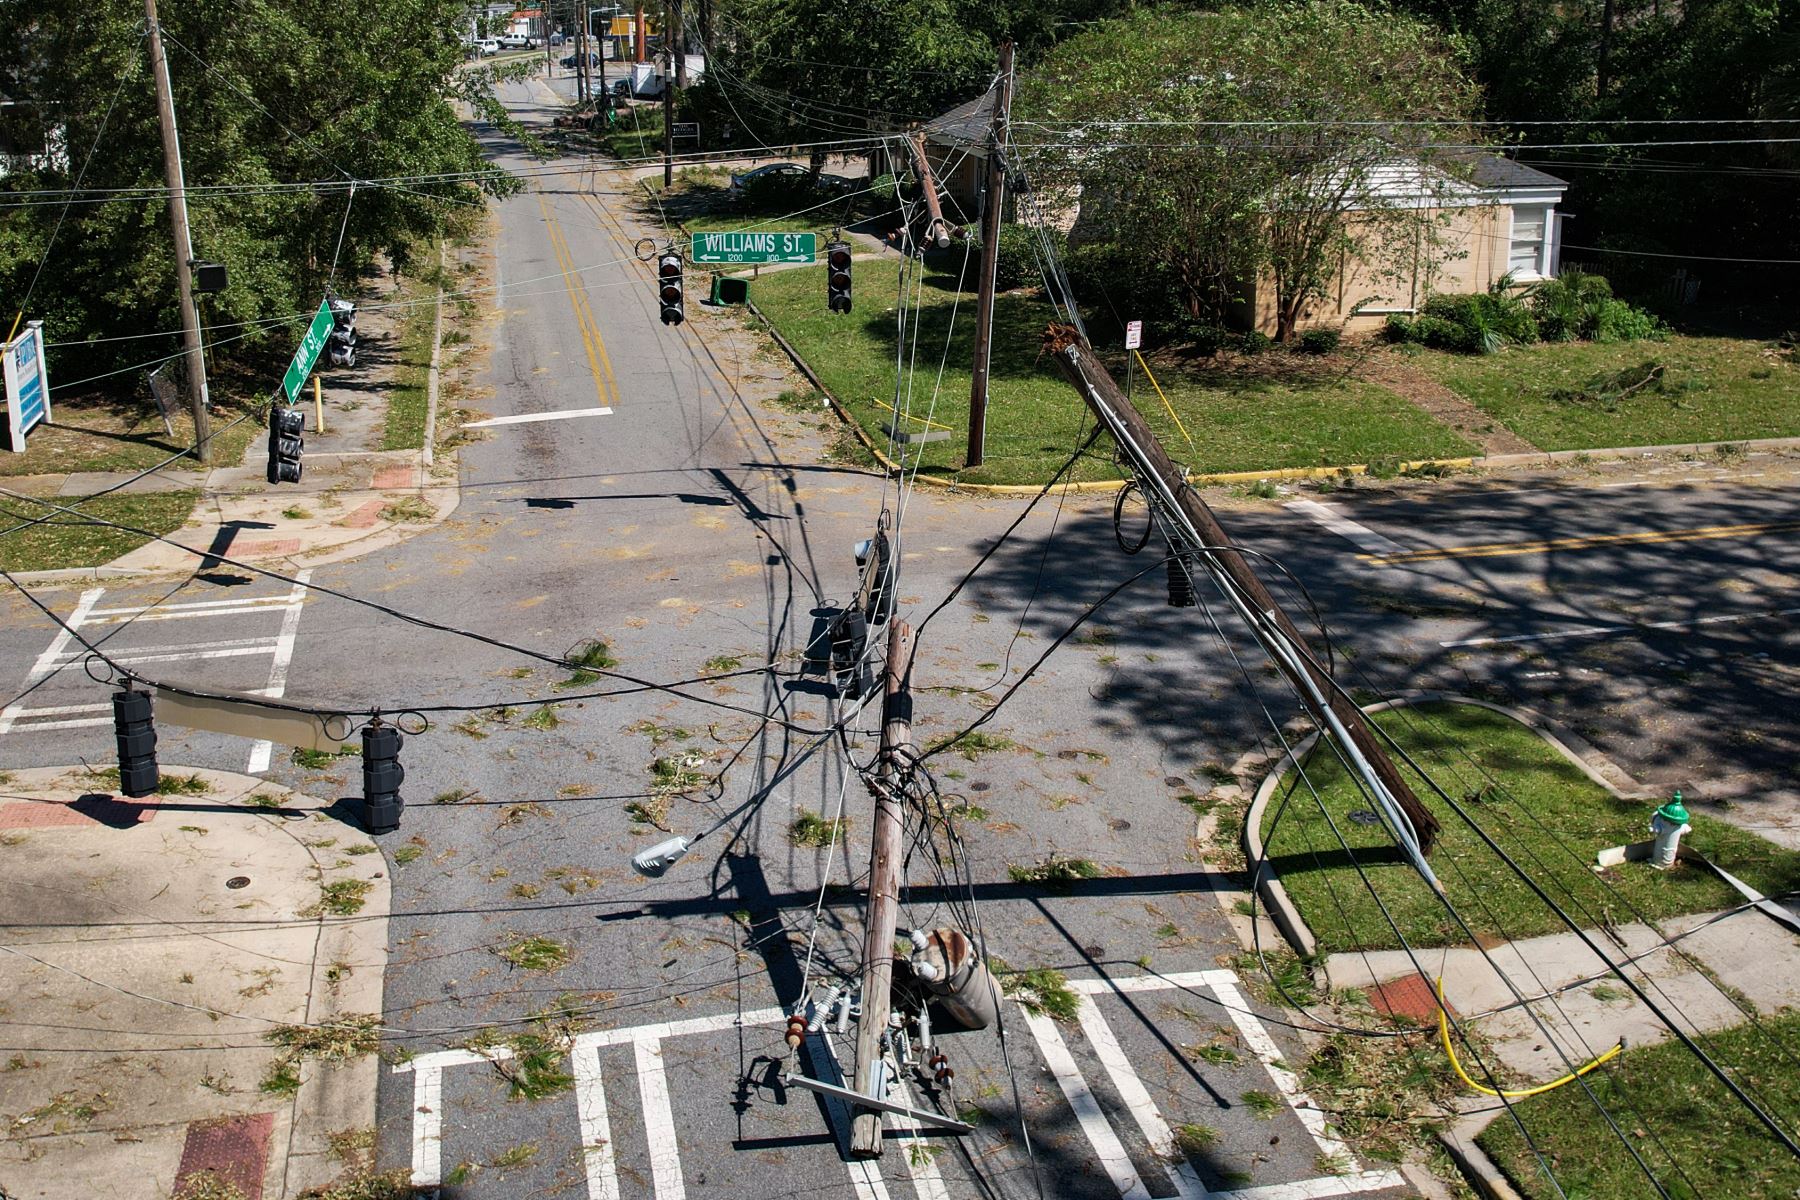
[826, 240, 852, 313]
[361, 720, 404, 834]
[266, 404, 304, 485]
[658, 251, 685, 326]
[112, 685, 159, 798]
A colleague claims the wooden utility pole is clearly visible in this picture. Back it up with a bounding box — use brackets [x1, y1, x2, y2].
[661, 37, 675, 187]
[1041, 327, 1442, 855]
[966, 39, 1013, 470]
[672, 0, 686, 88]
[904, 132, 953, 249]
[144, 0, 211, 464]
[635, 3, 647, 61]
[850, 619, 914, 1158]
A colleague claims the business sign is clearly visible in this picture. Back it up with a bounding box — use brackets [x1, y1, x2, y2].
[690, 231, 817, 265]
[280, 299, 336, 405]
[3, 321, 50, 453]
[1124, 320, 1143, 351]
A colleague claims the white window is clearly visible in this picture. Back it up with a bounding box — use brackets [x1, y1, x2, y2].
[1509, 206, 1548, 278]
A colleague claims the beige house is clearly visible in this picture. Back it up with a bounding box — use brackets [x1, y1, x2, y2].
[919, 96, 1569, 337]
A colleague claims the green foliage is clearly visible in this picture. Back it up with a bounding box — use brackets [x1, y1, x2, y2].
[0, 0, 517, 385]
[1296, 328, 1342, 355]
[1020, 2, 1478, 339]
[1007, 854, 1101, 888]
[1593, 298, 1665, 343]
[1390, 273, 1658, 355]
[993, 223, 1062, 291]
[1525, 268, 1614, 342]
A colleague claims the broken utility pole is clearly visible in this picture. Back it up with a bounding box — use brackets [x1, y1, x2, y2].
[904, 132, 954, 250]
[966, 39, 1013, 470]
[1041, 325, 1442, 867]
[850, 619, 914, 1157]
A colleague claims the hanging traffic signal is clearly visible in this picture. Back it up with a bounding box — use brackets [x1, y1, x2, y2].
[112, 685, 159, 798]
[826, 240, 852, 313]
[361, 720, 404, 834]
[266, 404, 304, 485]
[657, 251, 685, 326]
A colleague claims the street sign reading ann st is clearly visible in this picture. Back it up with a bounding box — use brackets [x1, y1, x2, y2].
[690, 231, 816, 265]
[280, 299, 335, 404]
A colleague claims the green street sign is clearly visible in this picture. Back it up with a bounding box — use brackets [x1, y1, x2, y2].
[280, 299, 335, 404]
[690, 231, 817, 265]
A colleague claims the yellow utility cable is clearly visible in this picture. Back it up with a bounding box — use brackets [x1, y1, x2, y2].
[1133, 350, 1194, 454]
[1435, 978, 1624, 1098]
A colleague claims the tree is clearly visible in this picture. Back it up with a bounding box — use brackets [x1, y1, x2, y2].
[0, 0, 521, 386]
[1017, 2, 1480, 340]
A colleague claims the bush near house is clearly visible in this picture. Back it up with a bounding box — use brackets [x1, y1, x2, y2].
[1385, 270, 1664, 355]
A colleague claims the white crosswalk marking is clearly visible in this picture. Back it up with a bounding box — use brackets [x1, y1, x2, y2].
[390, 974, 1409, 1200]
[635, 1039, 687, 1200]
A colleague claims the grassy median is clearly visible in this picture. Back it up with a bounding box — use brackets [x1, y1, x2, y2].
[1259, 701, 1800, 953]
[749, 258, 1474, 486]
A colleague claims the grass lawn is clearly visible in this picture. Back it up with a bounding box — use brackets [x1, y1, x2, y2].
[382, 276, 440, 452]
[1411, 335, 1800, 451]
[0, 490, 198, 571]
[1478, 1011, 1800, 1199]
[0, 397, 259, 479]
[750, 259, 1474, 486]
[1260, 701, 1800, 954]
[605, 104, 664, 161]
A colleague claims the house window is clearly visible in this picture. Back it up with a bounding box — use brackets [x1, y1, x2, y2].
[1509, 206, 1549, 278]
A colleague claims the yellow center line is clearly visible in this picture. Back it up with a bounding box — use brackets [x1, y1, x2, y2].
[536, 191, 619, 409]
[1360, 519, 1800, 565]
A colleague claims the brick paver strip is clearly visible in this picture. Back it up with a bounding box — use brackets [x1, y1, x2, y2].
[1367, 971, 1451, 1026]
[371, 464, 414, 489]
[234, 538, 303, 556]
[174, 1112, 274, 1200]
[0, 796, 158, 829]
[339, 498, 386, 529]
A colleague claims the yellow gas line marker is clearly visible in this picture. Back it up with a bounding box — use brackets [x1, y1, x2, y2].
[1361, 519, 1800, 566]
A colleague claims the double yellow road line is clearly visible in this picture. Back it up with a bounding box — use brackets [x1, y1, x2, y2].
[1361, 519, 1800, 566]
[537, 191, 620, 409]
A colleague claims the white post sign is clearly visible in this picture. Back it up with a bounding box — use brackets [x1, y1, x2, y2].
[1124, 320, 1143, 351]
[4, 320, 50, 453]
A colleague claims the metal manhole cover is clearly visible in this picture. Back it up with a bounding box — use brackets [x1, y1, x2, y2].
[225, 876, 251, 890]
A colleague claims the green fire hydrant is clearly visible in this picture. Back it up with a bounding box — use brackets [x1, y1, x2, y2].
[1649, 790, 1691, 870]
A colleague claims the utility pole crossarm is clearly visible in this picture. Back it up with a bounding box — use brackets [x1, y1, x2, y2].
[1039, 324, 1441, 861]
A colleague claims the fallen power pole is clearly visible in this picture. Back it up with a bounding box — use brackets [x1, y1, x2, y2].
[1041, 325, 1442, 872]
[965, 39, 1013, 470]
[904, 132, 955, 249]
[850, 618, 913, 1157]
[144, 0, 211, 464]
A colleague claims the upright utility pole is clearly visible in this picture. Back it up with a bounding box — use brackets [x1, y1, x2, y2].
[850, 619, 914, 1158]
[966, 39, 1013, 471]
[672, 0, 686, 88]
[576, 8, 588, 103]
[635, 3, 647, 61]
[144, 0, 211, 464]
[1041, 327, 1443, 864]
[661, 39, 675, 188]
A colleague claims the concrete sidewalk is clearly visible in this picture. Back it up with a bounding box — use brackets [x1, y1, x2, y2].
[0, 766, 390, 1199]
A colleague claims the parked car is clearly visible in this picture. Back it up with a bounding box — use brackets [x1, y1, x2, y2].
[728, 162, 855, 198]
[475, 38, 500, 56]
[498, 33, 535, 49]
[560, 52, 600, 68]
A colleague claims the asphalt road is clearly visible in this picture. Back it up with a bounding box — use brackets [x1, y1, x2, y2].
[3, 77, 1798, 1200]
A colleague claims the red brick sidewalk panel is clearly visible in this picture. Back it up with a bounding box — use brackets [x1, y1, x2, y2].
[0, 796, 158, 830]
[1367, 972, 1451, 1026]
[173, 1112, 274, 1200]
[371, 465, 414, 490]
[339, 499, 386, 529]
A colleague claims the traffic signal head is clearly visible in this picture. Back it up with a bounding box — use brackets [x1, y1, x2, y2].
[266, 404, 304, 485]
[361, 721, 405, 834]
[826, 241, 852, 314]
[658, 252, 685, 326]
[112, 686, 159, 798]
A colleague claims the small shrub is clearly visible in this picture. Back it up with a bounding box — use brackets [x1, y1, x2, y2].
[1408, 314, 1473, 353]
[1297, 327, 1341, 355]
[1382, 314, 1413, 343]
[1593, 298, 1664, 343]
[994, 223, 1062, 291]
[1527, 266, 1612, 341]
[1238, 330, 1272, 355]
[789, 809, 847, 848]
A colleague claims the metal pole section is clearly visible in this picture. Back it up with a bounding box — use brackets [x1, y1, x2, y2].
[144, 0, 211, 464]
[965, 39, 1013, 470]
[661, 37, 674, 188]
[1041, 326, 1442, 857]
[850, 619, 914, 1158]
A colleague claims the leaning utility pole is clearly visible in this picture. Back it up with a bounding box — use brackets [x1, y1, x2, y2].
[850, 619, 914, 1157]
[144, 0, 211, 464]
[904, 132, 954, 249]
[965, 39, 1013, 470]
[1041, 325, 1443, 866]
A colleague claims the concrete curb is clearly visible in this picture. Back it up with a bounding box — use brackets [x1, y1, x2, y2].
[1241, 690, 1652, 963]
[1438, 1108, 1526, 1200]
